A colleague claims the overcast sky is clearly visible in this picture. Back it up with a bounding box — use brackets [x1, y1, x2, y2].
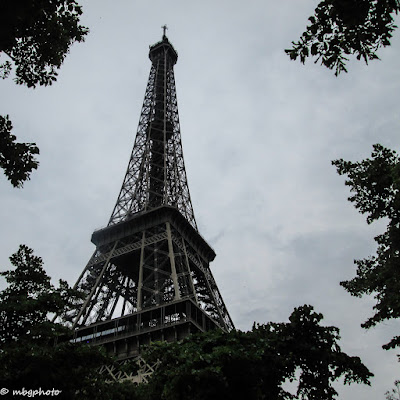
[1, 1, 400, 398]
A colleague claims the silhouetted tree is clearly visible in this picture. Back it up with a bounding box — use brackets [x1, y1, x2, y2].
[0, 245, 138, 399]
[286, 0, 400, 75]
[139, 305, 372, 400]
[332, 144, 400, 350]
[0, 0, 88, 187]
[0, 116, 39, 187]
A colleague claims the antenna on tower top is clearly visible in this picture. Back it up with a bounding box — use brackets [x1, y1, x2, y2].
[162, 24, 168, 38]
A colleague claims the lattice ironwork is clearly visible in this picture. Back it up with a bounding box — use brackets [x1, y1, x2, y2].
[71, 211, 234, 331]
[69, 34, 234, 364]
[99, 357, 160, 384]
[108, 35, 197, 230]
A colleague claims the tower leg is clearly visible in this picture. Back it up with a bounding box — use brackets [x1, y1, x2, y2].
[137, 232, 146, 311]
[166, 221, 181, 301]
[72, 241, 119, 328]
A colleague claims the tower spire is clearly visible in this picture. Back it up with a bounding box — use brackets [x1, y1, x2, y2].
[107, 32, 197, 230]
[70, 35, 234, 364]
[161, 24, 168, 38]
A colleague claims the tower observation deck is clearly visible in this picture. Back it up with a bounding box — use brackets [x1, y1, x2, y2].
[69, 32, 234, 362]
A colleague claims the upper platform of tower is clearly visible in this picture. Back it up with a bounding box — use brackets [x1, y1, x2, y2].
[149, 34, 178, 65]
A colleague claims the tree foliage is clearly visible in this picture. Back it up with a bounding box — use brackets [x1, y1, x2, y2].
[0, 1, 88, 187]
[0, 245, 137, 399]
[286, 0, 400, 75]
[332, 144, 400, 349]
[386, 381, 400, 400]
[0, 247, 372, 399]
[0, 0, 88, 88]
[0, 244, 81, 343]
[138, 305, 372, 400]
[0, 115, 39, 187]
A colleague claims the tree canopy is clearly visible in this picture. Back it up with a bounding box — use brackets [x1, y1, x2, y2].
[286, 0, 400, 75]
[0, 245, 137, 399]
[0, 246, 372, 399]
[332, 144, 400, 349]
[138, 305, 372, 400]
[0, 0, 88, 187]
[0, 115, 39, 187]
[0, 0, 88, 88]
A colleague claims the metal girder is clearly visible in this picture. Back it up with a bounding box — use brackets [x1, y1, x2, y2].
[99, 356, 160, 384]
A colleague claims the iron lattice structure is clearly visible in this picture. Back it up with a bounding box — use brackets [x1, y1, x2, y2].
[70, 34, 234, 361]
[108, 36, 196, 230]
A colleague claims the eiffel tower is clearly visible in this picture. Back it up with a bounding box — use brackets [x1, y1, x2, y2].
[70, 30, 234, 362]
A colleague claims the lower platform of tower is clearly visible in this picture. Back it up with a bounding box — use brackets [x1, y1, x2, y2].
[71, 298, 218, 360]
